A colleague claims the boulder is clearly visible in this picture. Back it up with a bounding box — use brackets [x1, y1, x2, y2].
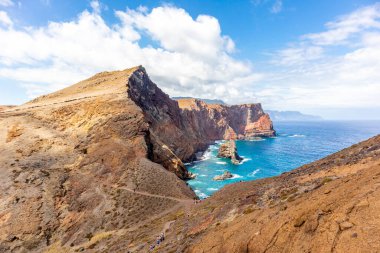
[213, 171, 233, 181]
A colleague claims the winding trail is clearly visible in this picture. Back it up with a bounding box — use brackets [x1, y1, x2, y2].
[111, 185, 195, 252]
[116, 185, 194, 203]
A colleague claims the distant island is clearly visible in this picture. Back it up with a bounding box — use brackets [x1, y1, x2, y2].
[266, 110, 323, 121]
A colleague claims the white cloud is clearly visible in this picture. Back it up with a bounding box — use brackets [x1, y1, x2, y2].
[303, 3, 380, 46]
[271, 0, 282, 14]
[0, 0, 13, 7]
[258, 3, 380, 114]
[0, 11, 12, 27]
[0, 2, 256, 103]
[274, 46, 323, 66]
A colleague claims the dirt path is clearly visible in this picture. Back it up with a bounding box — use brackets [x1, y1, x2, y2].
[116, 185, 194, 203]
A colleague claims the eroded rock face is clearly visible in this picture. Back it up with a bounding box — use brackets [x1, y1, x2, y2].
[127, 68, 275, 167]
[178, 99, 275, 141]
[217, 141, 242, 164]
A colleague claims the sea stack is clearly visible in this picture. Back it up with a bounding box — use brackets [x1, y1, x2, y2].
[213, 171, 233, 181]
[217, 140, 243, 165]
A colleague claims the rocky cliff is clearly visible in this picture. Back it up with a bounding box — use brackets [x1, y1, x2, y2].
[217, 140, 242, 164]
[178, 98, 275, 140]
[0, 66, 275, 252]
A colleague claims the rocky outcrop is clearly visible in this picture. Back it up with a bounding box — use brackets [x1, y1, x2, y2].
[217, 141, 242, 164]
[213, 171, 233, 181]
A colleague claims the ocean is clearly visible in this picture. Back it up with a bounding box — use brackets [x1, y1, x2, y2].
[187, 120, 380, 199]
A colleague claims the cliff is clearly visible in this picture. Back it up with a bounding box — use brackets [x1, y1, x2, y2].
[0, 66, 274, 252]
[177, 98, 275, 140]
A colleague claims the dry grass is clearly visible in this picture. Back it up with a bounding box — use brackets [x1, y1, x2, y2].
[6, 124, 23, 142]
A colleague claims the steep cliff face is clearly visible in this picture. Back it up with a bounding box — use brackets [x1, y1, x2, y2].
[127, 68, 275, 165]
[178, 98, 275, 141]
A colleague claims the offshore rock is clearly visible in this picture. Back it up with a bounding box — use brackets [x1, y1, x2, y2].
[217, 140, 243, 164]
[213, 171, 233, 181]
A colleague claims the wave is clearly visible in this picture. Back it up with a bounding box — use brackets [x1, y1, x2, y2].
[248, 169, 260, 177]
[240, 157, 252, 164]
[200, 149, 213, 161]
[207, 187, 218, 191]
[229, 174, 243, 179]
[216, 161, 227, 165]
[248, 137, 265, 142]
[289, 134, 306, 138]
[194, 189, 209, 199]
[199, 174, 207, 177]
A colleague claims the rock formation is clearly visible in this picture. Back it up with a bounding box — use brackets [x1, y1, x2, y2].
[0, 66, 274, 252]
[217, 140, 242, 164]
[213, 171, 233, 181]
[177, 98, 275, 140]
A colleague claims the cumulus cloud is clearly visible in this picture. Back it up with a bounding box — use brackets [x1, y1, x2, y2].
[0, 11, 12, 27]
[0, 0, 13, 7]
[0, 1, 259, 102]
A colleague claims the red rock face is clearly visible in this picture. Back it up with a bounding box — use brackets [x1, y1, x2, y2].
[178, 99, 275, 141]
[127, 67, 275, 171]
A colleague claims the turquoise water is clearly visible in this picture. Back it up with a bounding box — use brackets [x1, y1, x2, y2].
[187, 121, 380, 199]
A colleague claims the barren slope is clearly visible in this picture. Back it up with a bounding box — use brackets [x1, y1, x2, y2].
[0, 66, 275, 253]
[0, 67, 196, 252]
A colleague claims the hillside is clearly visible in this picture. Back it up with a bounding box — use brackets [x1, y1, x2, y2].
[0, 66, 274, 252]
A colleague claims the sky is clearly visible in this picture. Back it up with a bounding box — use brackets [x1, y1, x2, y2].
[0, 0, 380, 120]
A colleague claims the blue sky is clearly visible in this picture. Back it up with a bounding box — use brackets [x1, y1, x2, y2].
[0, 0, 380, 119]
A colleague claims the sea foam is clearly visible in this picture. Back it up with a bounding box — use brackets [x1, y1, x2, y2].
[248, 169, 260, 177]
